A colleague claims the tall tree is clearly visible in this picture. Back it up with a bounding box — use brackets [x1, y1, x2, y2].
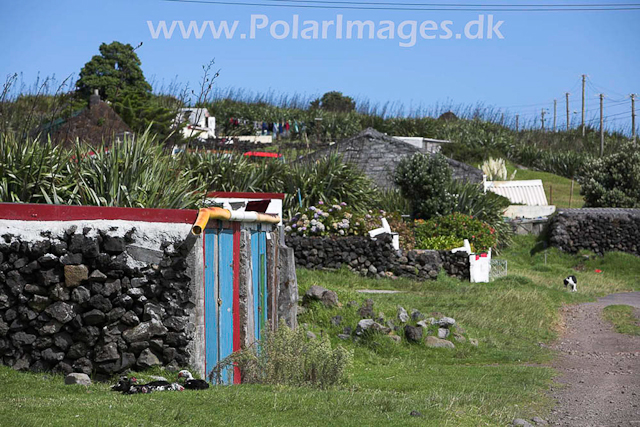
[310, 91, 356, 113]
[76, 41, 151, 101]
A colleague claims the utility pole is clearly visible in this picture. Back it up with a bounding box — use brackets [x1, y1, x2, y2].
[515, 114, 519, 132]
[632, 94, 637, 147]
[582, 74, 586, 136]
[565, 92, 570, 131]
[541, 108, 546, 131]
[553, 99, 557, 132]
[600, 93, 604, 157]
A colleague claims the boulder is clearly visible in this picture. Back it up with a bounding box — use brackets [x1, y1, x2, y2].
[137, 348, 161, 368]
[437, 328, 450, 339]
[397, 306, 410, 323]
[44, 302, 75, 324]
[303, 285, 327, 302]
[65, 372, 92, 386]
[411, 309, 425, 321]
[88, 269, 107, 282]
[95, 342, 119, 362]
[41, 348, 65, 362]
[403, 325, 423, 343]
[426, 336, 455, 349]
[121, 311, 140, 326]
[72, 358, 93, 375]
[71, 286, 91, 305]
[320, 290, 339, 307]
[11, 331, 36, 346]
[438, 317, 456, 328]
[89, 295, 112, 312]
[28, 295, 50, 311]
[102, 236, 125, 254]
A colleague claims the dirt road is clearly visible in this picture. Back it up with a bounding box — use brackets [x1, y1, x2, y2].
[549, 292, 640, 427]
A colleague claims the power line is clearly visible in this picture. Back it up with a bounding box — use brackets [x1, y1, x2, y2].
[162, 0, 640, 11]
[225, 0, 640, 7]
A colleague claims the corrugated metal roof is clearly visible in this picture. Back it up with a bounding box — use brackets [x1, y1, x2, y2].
[485, 179, 548, 206]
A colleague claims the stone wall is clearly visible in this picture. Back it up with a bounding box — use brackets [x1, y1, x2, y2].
[548, 208, 640, 255]
[0, 225, 195, 380]
[285, 234, 470, 281]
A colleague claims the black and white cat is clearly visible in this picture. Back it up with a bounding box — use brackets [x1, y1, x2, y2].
[564, 275, 578, 292]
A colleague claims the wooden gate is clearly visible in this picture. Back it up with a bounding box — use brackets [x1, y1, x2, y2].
[204, 224, 240, 384]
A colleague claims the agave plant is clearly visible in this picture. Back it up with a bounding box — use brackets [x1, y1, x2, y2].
[283, 154, 379, 216]
[0, 133, 75, 204]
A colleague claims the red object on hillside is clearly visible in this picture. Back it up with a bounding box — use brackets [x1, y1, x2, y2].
[243, 151, 282, 158]
[595, 269, 603, 273]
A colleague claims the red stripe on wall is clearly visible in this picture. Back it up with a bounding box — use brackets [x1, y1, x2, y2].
[232, 222, 242, 384]
[0, 203, 198, 224]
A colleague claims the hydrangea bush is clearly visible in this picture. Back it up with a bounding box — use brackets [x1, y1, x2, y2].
[285, 201, 366, 237]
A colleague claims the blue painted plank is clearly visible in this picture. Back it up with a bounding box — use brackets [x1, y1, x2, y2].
[204, 229, 218, 383]
[218, 228, 235, 384]
[259, 231, 268, 336]
[251, 229, 260, 341]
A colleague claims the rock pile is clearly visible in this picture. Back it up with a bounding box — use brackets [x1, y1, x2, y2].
[549, 209, 640, 255]
[286, 234, 470, 281]
[0, 228, 193, 378]
[333, 299, 477, 349]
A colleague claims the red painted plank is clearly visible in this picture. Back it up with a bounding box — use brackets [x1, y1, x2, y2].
[232, 222, 242, 384]
[0, 203, 198, 224]
[206, 191, 285, 200]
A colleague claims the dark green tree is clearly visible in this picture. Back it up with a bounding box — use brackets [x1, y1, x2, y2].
[394, 153, 454, 219]
[76, 41, 151, 101]
[310, 91, 355, 113]
[113, 92, 181, 143]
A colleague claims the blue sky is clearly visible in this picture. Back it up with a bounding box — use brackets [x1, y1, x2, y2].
[1, 0, 638, 131]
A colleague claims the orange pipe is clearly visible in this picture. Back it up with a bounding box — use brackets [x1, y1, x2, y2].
[191, 207, 231, 235]
[191, 207, 280, 235]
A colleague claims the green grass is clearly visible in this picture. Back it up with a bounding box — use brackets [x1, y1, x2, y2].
[602, 305, 640, 336]
[1, 236, 639, 426]
[504, 160, 583, 208]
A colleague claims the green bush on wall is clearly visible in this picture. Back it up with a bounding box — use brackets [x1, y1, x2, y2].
[414, 212, 497, 252]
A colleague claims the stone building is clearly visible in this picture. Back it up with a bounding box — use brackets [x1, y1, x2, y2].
[301, 128, 483, 189]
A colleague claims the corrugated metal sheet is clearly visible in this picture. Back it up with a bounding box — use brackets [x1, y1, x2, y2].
[485, 179, 548, 206]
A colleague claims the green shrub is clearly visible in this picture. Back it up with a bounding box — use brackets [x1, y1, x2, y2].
[394, 153, 453, 220]
[579, 145, 640, 207]
[212, 322, 353, 388]
[447, 180, 512, 246]
[414, 213, 497, 252]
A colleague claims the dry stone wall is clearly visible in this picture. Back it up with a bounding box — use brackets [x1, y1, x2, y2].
[548, 208, 640, 255]
[285, 234, 470, 281]
[0, 225, 195, 380]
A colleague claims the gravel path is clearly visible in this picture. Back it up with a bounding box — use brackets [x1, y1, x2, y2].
[549, 292, 640, 427]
